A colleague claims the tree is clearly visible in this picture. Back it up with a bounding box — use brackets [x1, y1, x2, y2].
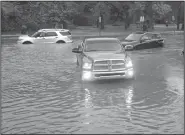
[176, 1, 184, 30]
[152, 2, 172, 19]
[1, 1, 81, 31]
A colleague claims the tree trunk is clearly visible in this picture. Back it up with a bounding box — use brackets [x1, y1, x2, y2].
[181, 23, 184, 30]
[112, 12, 120, 24]
[145, 2, 153, 30]
[125, 11, 129, 30]
[177, 2, 182, 30]
[177, 16, 180, 30]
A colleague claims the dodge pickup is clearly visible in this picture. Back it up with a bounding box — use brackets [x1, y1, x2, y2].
[72, 37, 135, 81]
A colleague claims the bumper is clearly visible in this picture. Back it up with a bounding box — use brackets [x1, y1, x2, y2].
[82, 68, 134, 81]
[17, 41, 23, 44]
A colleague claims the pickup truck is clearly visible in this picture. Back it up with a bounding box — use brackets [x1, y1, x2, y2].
[72, 37, 135, 81]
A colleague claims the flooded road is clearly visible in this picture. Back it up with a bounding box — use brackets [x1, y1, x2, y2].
[1, 35, 184, 134]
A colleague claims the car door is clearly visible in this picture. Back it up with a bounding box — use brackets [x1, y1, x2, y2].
[137, 33, 159, 50]
[44, 32, 58, 43]
[34, 32, 46, 44]
[145, 34, 158, 49]
[134, 35, 151, 50]
[152, 34, 164, 47]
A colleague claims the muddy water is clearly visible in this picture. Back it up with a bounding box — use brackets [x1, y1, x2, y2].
[1, 35, 184, 134]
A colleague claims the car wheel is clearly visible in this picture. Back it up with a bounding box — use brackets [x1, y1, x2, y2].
[160, 43, 164, 47]
[22, 41, 32, 44]
[56, 40, 65, 43]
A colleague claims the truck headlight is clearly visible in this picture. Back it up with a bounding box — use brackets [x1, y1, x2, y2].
[125, 58, 133, 68]
[83, 63, 92, 69]
[82, 71, 92, 80]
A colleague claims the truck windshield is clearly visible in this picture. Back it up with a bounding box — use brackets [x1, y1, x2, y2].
[85, 39, 122, 52]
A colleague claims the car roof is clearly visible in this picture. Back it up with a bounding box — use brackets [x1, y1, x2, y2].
[145, 32, 161, 35]
[131, 31, 161, 35]
[129, 32, 161, 37]
[38, 29, 69, 32]
[132, 31, 145, 35]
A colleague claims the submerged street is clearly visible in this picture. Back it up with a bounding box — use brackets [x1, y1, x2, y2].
[1, 34, 184, 134]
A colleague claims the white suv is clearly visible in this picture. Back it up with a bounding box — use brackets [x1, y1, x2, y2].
[17, 29, 73, 44]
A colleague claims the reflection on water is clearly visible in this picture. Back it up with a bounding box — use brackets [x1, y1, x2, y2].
[84, 88, 93, 109]
[1, 40, 184, 134]
[125, 86, 133, 121]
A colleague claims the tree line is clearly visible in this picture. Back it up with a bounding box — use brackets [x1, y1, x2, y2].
[1, 1, 184, 32]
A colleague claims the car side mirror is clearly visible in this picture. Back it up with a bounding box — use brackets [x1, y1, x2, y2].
[72, 48, 82, 53]
[125, 45, 133, 51]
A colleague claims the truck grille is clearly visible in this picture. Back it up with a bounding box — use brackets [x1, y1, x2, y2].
[93, 60, 125, 71]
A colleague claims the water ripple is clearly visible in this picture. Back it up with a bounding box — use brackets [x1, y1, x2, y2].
[1, 39, 184, 134]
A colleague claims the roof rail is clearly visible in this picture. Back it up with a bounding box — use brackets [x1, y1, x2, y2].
[38, 29, 69, 32]
[134, 31, 145, 34]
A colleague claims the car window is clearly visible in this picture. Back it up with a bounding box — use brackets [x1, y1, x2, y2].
[141, 35, 151, 40]
[60, 31, 71, 36]
[45, 32, 57, 37]
[40, 32, 45, 37]
[144, 33, 162, 40]
[151, 34, 161, 39]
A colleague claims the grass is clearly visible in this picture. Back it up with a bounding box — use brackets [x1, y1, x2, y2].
[2, 24, 183, 36]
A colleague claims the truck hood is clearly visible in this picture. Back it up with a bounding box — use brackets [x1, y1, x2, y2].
[121, 40, 139, 46]
[84, 51, 126, 61]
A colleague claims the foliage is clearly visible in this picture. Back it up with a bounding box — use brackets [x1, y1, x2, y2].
[152, 2, 172, 18]
[1, 1, 80, 31]
[1, 1, 183, 31]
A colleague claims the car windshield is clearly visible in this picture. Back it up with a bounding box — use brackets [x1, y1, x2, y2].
[84, 39, 122, 52]
[31, 32, 40, 37]
[125, 34, 142, 41]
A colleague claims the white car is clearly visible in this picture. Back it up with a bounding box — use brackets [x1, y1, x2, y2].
[17, 29, 73, 44]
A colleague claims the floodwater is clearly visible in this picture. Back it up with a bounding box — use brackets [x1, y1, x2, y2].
[1, 35, 184, 134]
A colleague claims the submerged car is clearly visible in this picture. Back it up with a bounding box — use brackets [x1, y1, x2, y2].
[17, 29, 73, 44]
[72, 37, 135, 81]
[122, 32, 164, 50]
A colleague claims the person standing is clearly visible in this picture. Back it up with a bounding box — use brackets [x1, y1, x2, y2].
[165, 20, 168, 27]
[21, 25, 27, 34]
[143, 21, 148, 32]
